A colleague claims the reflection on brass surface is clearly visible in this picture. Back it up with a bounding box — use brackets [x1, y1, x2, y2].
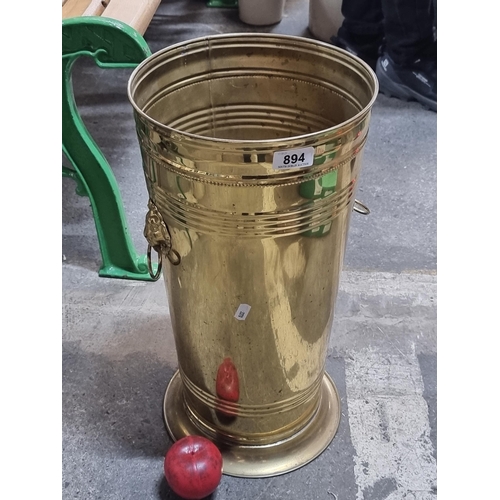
[164, 370, 342, 477]
[129, 33, 378, 476]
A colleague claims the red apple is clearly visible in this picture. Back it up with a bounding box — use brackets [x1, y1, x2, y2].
[164, 436, 223, 499]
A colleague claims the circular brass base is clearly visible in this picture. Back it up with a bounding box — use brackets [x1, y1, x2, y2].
[163, 371, 341, 478]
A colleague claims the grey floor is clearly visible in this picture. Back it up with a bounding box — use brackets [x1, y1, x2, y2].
[62, 1, 437, 499]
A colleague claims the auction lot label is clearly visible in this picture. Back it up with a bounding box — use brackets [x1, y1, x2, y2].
[272, 147, 315, 169]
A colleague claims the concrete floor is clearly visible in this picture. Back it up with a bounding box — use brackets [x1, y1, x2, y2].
[62, 1, 437, 499]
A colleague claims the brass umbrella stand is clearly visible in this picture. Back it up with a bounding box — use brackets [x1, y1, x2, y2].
[128, 33, 378, 477]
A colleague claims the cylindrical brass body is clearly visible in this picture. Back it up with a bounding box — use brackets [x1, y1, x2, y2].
[128, 33, 377, 471]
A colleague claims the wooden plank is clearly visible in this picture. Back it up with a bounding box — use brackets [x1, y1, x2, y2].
[62, 0, 92, 19]
[101, 0, 162, 35]
[82, 0, 110, 17]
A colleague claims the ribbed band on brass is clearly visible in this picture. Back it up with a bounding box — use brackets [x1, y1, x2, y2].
[135, 114, 368, 187]
[140, 70, 366, 128]
[151, 182, 355, 238]
[168, 102, 334, 138]
[179, 369, 324, 446]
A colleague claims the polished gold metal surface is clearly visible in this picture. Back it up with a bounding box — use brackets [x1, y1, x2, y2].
[128, 33, 378, 477]
[164, 370, 341, 477]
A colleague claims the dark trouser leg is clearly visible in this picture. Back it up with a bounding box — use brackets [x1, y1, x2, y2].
[381, 0, 436, 66]
[375, 0, 437, 110]
[334, 0, 385, 68]
[339, 0, 384, 39]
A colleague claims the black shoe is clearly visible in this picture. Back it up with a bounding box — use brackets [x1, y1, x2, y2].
[375, 53, 437, 111]
[330, 33, 382, 71]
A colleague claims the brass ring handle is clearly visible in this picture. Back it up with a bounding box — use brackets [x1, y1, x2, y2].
[166, 249, 181, 266]
[144, 199, 181, 276]
[147, 244, 162, 281]
[353, 199, 370, 215]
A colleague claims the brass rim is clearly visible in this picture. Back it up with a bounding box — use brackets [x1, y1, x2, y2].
[163, 370, 341, 478]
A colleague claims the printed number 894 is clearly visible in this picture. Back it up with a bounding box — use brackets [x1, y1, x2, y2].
[272, 147, 314, 170]
[283, 153, 306, 165]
